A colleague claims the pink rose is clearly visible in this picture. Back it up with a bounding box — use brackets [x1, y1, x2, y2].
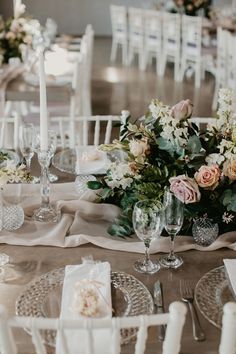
[194, 165, 221, 190]
[223, 159, 236, 181]
[169, 175, 201, 204]
[171, 99, 193, 121]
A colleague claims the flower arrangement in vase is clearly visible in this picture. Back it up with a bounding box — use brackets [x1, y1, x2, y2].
[0, 2, 41, 64]
[88, 89, 236, 238]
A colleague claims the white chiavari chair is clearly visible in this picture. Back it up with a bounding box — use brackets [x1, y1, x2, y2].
[0, 111, 21, 150]
[128, 7, 145, 71]
[159, 12, 181, 81]
[219, 302, 236, 354]
[190, 117, 217, 130]
[0, 302, 187, 354]
[110, 5, 128, 65]
[211, 27, 228, 111]
[226, 31, 236, 94]
[143, 9, 162, 74]
[180, 15, 202, 88]
[50, 115, 120, 149]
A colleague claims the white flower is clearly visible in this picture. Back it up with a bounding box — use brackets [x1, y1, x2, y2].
[222, 212, 234, 224]
[106, 162, 138, 190]
[14, 1, 26, 19]
[206, 153, 225, 166]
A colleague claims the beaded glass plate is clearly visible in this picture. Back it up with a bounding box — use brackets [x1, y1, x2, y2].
[16, 268, 153, 346]
[195, 266, 235, 328]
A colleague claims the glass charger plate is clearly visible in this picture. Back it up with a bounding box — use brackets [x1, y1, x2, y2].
[16, 268, 153, 346]
[195, 266, 235, 328]
[53, 148, 126, 175]
[0, 149, 20, 168]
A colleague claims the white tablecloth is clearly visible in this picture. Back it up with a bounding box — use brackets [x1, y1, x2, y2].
[0, 182, 235, 254]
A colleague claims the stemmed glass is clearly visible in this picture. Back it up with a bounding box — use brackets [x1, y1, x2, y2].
[132, 200, 164, 274]
[33, 131, 60, 223]
[19, 124, 40, 184]
[159, 191, 184, 269]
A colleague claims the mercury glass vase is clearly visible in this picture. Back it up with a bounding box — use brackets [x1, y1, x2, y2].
[192, 218, 219, 247]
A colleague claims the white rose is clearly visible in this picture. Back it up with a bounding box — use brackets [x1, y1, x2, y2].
[129, 137, 150, 157]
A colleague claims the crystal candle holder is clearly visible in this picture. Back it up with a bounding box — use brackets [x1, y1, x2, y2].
[33, 149, 60, 223]
[192, 218, 219, 246]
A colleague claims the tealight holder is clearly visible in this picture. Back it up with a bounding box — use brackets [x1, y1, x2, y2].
[33, 149, 60, 223]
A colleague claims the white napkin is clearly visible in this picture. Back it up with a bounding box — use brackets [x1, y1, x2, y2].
[56, 261, 112, 354]
[75, 146, 108, 175]
[223, 259, 236, 297]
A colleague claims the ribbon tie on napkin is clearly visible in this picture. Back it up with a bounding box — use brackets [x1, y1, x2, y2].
[56, 261, 112, 354]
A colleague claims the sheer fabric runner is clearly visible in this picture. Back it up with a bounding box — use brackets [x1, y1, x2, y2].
[0, 183, 235, 253]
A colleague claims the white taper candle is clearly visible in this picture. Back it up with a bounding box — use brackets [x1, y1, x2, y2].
[39, 50, 48, 151]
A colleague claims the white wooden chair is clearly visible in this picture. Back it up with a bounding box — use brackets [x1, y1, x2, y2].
[0, 112, 21, 150]
[159, 13, 181, 81]
[143, 9, 162, 74]
[190, 117, 217, 130]
[180, 15, 202, 88]
[110, 5, 128, 65]
[50, 115, 120, 148]
[225, 31, 236, 95]
[211, 27, 228, 111]
[0, 301, 186, 354]
[219, 302, 236, 354]
[128, 7, 145, 71]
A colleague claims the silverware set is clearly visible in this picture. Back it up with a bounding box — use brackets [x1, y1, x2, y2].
[153, 279, 205, 342]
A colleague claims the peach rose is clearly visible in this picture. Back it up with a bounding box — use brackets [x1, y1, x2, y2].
[194, 165, 221, 190]
[169, 175, 201, 204]
[129, 137, 150, 157]
[171, 99, 193, 121]
[223, 159, 236, 181]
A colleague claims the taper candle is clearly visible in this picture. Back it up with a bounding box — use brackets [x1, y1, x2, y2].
[39, 50, 48, 151]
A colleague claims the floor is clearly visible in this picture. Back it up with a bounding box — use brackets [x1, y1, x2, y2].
[92, 37, 215, 119]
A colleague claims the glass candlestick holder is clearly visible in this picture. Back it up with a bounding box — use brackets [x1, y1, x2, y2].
[33, 149, 60, 223]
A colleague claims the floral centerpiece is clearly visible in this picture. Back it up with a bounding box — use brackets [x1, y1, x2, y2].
[0, 162, 32, 186]
[167, 0, 212, 17]
[88, 89, 236, 238]
[0, 2, 41, 64]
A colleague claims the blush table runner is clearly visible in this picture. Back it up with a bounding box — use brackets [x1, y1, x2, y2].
[0, 182, 235, 254]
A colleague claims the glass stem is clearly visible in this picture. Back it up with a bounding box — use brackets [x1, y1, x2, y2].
[41, 166, 50, 208]
[144, 239, 151, 265]
[25, 156, 31, 172]
[169, 234, 176, 259]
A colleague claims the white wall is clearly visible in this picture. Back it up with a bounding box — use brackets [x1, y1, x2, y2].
[0, 0, 234, 36]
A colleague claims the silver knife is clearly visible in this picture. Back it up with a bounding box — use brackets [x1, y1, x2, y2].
[153, 280, 166, 341]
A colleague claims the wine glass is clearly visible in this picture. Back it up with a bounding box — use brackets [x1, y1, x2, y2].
[132, 200, 164, 274]
[19, 124, 40, 184]
[159, 191, 184, 269]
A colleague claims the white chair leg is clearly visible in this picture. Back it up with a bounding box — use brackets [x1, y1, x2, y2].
[159, 53, 167, 77]
[139, 50, 145, 71]
[174, 57, 181, 82]
[4, 101, 13, 116]
[122, 42, 128, 66]
[195, 63, 201, 88]
[110, 39, 117, 62]
[212, 80, 220, 111]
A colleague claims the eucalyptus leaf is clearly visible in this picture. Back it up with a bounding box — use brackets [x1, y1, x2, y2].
[87, 181, 102, 190]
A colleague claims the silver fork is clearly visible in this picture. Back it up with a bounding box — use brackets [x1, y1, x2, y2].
[180, 280, 205, 341]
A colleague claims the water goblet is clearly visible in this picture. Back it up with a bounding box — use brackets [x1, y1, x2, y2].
[159, 191, 184, 269]
[132, 200, 164, 274]
[19, 124, 40, 184]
